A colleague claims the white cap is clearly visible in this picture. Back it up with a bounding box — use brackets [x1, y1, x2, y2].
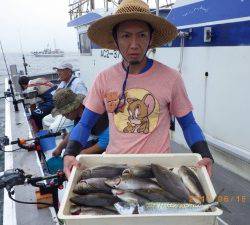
[53, 62, 73, 70]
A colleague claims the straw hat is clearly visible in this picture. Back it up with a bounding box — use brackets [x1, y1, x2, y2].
[88, 0, 178, 50]
[52, 89, 85, 117]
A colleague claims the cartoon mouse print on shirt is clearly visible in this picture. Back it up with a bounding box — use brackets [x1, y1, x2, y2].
[105, 88, 160, 134]
[123, 93, 155, 134]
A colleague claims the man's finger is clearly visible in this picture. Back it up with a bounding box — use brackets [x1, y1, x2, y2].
[64, 167, 71, 179]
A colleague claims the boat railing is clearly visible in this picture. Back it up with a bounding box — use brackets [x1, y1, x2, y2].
[68, 0, 121, 20]
[68, 0, 174, 21]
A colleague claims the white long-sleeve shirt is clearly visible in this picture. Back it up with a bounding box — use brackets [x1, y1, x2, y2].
[56, 75, 88, 96]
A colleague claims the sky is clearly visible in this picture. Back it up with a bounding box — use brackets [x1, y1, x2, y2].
[0, 0, 174, 53]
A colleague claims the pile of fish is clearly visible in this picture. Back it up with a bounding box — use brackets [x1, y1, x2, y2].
[69, 164, 216, 216]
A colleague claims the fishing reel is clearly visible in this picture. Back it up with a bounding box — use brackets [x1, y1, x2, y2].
[0, 129, 66, 152]
[0, 168, 66, 212]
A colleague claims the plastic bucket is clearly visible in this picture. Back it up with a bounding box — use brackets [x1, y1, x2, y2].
[36, 129, 56, 152]
[46, 156, 63, 174]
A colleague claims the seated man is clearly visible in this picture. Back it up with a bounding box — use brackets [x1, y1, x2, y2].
[18, 75, 29, 91]
[42, 62, 88, 132]
[26, 78, 57, 131]
[52, 89, 109, 156]
[53, 62, 87, 94]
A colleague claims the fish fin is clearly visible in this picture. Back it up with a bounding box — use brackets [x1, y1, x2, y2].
[213, 189, 231, 214]
[217, 202, 231, 214]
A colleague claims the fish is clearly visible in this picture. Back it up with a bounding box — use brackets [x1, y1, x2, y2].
[112, 189, 148, 204]
[138, 202, 219, 214]
[178, 166, 206, 203]
[78, 164, 128, 181]
[79, 206, 118, 215]
[73, 178, 111, 194]
[122, 165, 154, 178]
[69, 205, 82, 215]
[114, 202, 137, 215]
[105, 175, 161, 191]
[69, 205, 117, 215]
[133, 189, 180, 202]
[70, 193, 119, 207]
[151, 164, 190, 202]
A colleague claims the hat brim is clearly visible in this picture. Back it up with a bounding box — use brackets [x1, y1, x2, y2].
[88, 12, 178, 50]
[53, 67, 72, 71]
[52, 94, 85, 117]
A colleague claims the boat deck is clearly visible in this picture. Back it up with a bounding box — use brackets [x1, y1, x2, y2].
[4, 83, 249, 225]
[4, 91, 58, 225]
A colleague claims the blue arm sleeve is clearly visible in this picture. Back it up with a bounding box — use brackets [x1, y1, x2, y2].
[177, 112, 205, 148]
[69, 108, 101, 147]
[97, 127, 109, 150]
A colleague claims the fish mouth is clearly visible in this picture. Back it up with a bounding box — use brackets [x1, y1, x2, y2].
[112, 189, 125, 196]
[106, 177, 122, 188]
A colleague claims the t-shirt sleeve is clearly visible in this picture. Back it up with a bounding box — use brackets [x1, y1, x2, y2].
[170, 74, 193, 117]
[84, 74, 106, 114]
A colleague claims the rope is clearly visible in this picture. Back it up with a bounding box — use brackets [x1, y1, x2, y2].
[177, 31, 186, 73]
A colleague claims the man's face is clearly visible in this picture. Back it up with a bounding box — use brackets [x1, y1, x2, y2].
[21, 84, 28, 90]
[116, 20, 152, 64]
[57, 68, 72, 82]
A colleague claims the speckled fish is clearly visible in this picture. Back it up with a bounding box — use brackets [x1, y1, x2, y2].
[138, 202, 218, 214]
[151, 164, 190, 202]
[122, 165, 154, 178]
[70, 193, 119, 207]
[112, 189, 148, 204]
[133, 189, 181, 202]
[73, 178, 111, 194]
[105, 176, 161, 190]
[114, 202, 137, 215]
[78, 164, 128, 181]
[178, 166, 206, 203]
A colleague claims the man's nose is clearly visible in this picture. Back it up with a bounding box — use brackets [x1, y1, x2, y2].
[130, 35, 139, 49]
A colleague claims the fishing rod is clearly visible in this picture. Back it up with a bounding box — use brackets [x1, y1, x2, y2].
[0, 129, 66, 152]
[0, 41, 19, 111]
[0, 168, 66, 213]
[18, 32, 28, 75]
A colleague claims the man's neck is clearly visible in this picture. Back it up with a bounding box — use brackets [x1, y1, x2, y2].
[123, 57, 147, 74]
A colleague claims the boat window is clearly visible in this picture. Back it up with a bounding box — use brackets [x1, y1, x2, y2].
[79, 33, 91, 55]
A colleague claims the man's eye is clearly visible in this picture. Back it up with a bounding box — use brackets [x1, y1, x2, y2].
[121, 34, 130, 38]
[140, 33, 147, 38]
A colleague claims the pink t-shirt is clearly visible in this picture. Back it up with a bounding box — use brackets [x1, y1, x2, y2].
[84, 60, 193, 154]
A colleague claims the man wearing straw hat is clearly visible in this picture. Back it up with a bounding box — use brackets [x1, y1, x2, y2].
[63, 0, 214, 178]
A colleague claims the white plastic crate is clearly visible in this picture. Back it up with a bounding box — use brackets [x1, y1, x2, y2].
[58, 153, 222, 225]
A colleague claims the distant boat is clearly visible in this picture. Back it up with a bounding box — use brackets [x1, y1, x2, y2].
[31, 48, 64, 57]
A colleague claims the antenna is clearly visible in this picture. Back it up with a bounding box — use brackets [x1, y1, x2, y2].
[0, 41, 19, 111]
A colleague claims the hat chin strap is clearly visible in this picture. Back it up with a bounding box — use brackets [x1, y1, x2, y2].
[112, 32, 152, 114]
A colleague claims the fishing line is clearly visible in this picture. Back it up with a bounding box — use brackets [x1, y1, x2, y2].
[8, 191, 53, 206]
[0, 147, 23, 153]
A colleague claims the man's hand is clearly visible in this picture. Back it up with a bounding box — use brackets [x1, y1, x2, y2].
[63, 155, 81, 179]
[52, 147, 63, 156]
[196, 157, 213, 177]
